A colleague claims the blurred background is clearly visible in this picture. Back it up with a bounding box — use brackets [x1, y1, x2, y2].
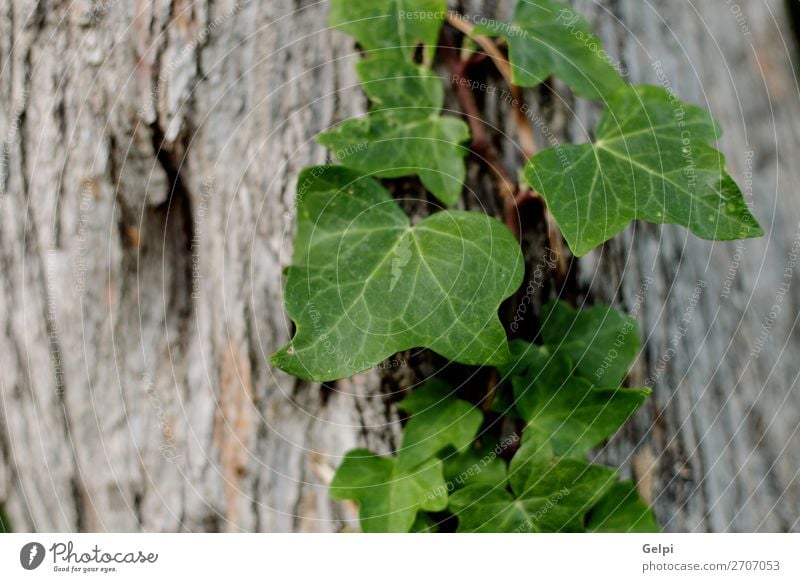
[0, 0, 799, 532]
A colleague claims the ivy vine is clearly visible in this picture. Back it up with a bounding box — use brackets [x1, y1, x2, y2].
[272, 0, 762, 533]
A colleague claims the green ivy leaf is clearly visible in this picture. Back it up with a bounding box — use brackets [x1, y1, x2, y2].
[497, 338, 545, 380]
[330, 449, 447, 532]
[329, 0, 446, 62]
[587, 481, 660, 532]
[473, 0, 625, 98]
[498, 341, 566, 382]
[500, 301, 639, 387]
[448, 484, 566, 532]
[541, 300, 640, 386]
[442, 442, 509, 491]
[317, 58, 470, 206]
[271, 166, 524, 381]
[396, 379, 483, 470]
[393, 376, 454, 413]
[511, 361, 650, 457]
[449, 443, 617, 532]
[356, 56, 443, 112]
[525, 85, 763, 256]
[508, 435, 616, 504]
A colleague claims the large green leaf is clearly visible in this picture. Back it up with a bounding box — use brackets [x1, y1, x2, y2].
[586, 481, 660, 532]
[540, 300, 640, 386]
[330, 449, 447, 532]
[526, 85, 763, 256]
[473, 0, 624, 98]
[271, 166, 524, 381]
[511, 362, 650, 457]
[317, 57, 470, 206]
[329, 0, 446, 62]
[396, 379, 483, 470]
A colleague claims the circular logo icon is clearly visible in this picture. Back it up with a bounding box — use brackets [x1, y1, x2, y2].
[20, 542, 45, 570]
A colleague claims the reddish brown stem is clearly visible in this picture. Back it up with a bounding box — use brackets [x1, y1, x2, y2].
[447, 54, 516, 205]
[483, 369, 499, 412]
[446, 12, 513, 84]
[445, 16, 568, 276]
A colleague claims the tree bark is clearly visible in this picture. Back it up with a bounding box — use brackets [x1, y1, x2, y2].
[0, 0, 798, 532]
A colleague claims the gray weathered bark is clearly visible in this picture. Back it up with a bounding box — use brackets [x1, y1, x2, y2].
[0, 0, 798, 532]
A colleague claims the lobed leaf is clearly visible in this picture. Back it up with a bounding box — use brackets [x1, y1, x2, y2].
[525, 85, 763, 256]
[510, 352, 650, 457]
[473, 0, 625, 98]
[586, 481, 660, 533]
[271, 166, 524, 381]
[449, 484, 563, 532]
[396, 379, 483, 470]
[540, 300, 640, 387]
[330, 449, 447, 532]
[356, 56, 443, 113]
[450, 438, 617, 532]
[496, 301, 648, 455]
[507, 435, 616, 511]
[442, 442, 509, 492]
[329, 0, 447, 62]
[317, 57, 470, 206]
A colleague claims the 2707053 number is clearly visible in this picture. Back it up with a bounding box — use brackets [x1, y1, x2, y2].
[729, 560, 780, 571]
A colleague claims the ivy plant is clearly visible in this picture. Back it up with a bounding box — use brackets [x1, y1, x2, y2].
[329, 300, 656, 532]
[273, 0, 763, 532]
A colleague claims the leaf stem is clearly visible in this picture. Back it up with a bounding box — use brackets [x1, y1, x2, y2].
[482, 368, 499, 412]
[446, 12, 536, 160]
[447, 56, 516, 204]
[445, 12, 567, 278]
[446, 12, 513, 84]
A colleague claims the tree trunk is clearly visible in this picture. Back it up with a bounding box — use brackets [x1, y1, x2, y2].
[0, 0, 798, 532]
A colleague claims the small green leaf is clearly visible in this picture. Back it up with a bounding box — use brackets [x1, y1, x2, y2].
[511, 354, 650, 457]
[587, 481, 660, 532]
[526, 85, 763, 256]
[329, 0, 446, 62]
[541, 300, 640, 386]
[500, 301, 639, 386]
[394, 377, 453, 413]
[330, 449, 447, 532]
[473, 0, 625, 98]
[317, 58, 470, 206]
[498, 342, 567, 382]
[450, 446, 617, 532]
[442, 443, 509, 491]
[508, 436, 616, 513]
[356, 56, 443, 113]
[449, 484, 566, 532]
[271, 166, 524, 381]
[396, 379, 483, 470]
